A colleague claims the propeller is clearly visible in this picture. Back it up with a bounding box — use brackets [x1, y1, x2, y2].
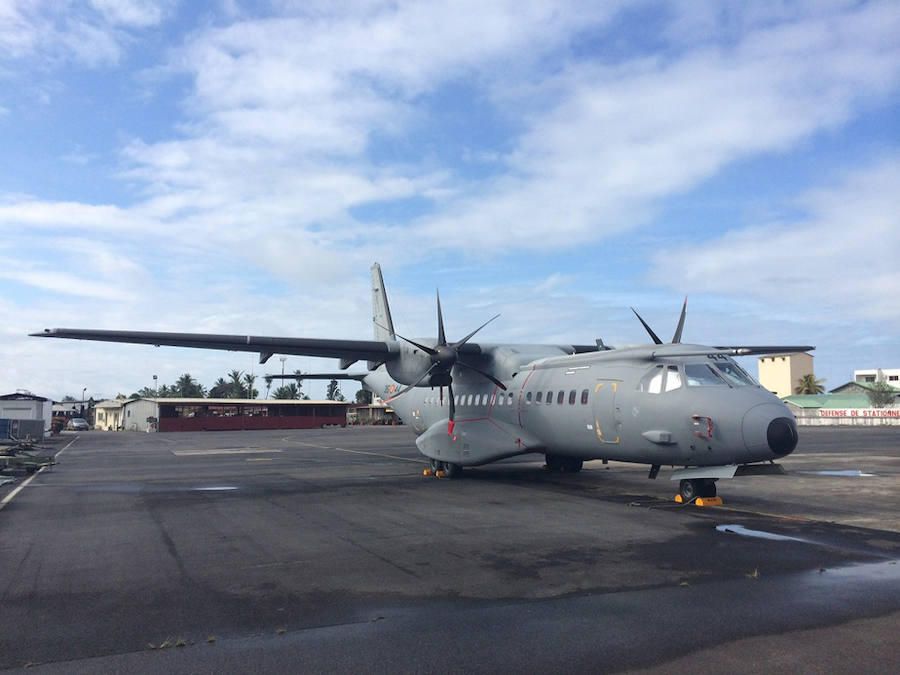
[386, 290, 507, 434]
[632, 297, 688, 345]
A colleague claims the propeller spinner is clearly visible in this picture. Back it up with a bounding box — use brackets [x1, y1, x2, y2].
[387, 291, 507, 434]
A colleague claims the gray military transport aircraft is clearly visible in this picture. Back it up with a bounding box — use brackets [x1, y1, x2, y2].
[32, 264, 811, 502]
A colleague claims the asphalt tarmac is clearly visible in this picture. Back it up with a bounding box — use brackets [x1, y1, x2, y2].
[1, 426, 898, 673]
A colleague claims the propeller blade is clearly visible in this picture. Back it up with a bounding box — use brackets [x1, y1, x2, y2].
[436, 289, 447, 346]
[448, 380, 455, 421]
[631, 308, 663, 345]
[392, 330, 437, 356]
[452, 313, 500, 349]
[458, 360, 508, 390]
[672, 297, 687, 344]
[383, 363, 437, 401]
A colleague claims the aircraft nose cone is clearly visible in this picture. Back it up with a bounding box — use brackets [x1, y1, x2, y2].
[742, 403, 798, 459]
[767, 417, 798, 456]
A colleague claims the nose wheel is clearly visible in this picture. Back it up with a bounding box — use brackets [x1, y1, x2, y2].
[678, 478, 717, 502]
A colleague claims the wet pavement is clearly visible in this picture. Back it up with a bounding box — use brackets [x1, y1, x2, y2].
[1, 426, 898, 673]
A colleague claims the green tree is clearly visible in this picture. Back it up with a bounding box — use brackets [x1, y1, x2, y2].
[273, 383, 301, 400]
[355, 388, 373, 404]
[326, 379, 345, 401]
[209, 377, 230, 398]
[243, 373, 259, 399]
[61, 395, 76, 402]
[228, 370, 246, 398]
[175, 373, 206, 398]
[795, 374, 826, 395]
[866, 381, 896, 408]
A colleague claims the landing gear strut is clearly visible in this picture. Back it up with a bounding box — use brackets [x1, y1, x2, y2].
[678, 478, 717, 502]
[430, 458, 461, 479]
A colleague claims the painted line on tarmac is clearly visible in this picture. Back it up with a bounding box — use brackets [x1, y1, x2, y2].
[293, 441, 425, 464]
[172, 448, 284, 456]
[0, 437, 78, 512]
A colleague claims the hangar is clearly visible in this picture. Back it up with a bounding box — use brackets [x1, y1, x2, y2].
[121, 398, 350, 432]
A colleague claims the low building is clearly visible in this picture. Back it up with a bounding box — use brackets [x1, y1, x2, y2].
[758, 352, 814, 398]
[854, 368, 900, 385]
[829, 380, 900, 399]
[121, 398, 351, 432]
[783, 393, 900, 426]
[0, 392, 52, 437]
[94, 399, 133, 431]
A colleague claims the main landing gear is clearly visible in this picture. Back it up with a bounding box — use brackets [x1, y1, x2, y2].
[424, 458, 461, 479]
[544, 454, 583, 473]
[678, 478, 717, 502]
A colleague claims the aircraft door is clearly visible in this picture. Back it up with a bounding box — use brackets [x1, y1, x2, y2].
[592, 380, 621, 444]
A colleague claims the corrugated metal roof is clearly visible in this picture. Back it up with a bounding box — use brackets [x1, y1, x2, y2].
[783, 394, 871, 409]
[131, 397, 350, 405]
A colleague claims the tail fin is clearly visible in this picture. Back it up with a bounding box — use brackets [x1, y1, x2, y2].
[371, 263, 395, 342]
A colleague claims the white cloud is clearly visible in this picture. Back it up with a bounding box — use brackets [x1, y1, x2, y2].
[649, 157, 900, 326]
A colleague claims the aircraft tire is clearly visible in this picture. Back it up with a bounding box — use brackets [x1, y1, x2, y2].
[679, 479, 698, 502]
[544, 454, 563, 472]
[442, 462, 461, 479]
[562, 458, 583, 472]
[699, 478, 717, 498]
[679, 478, 716, 501]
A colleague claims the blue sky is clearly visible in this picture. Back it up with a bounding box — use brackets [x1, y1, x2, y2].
[2, 0, 898, 401]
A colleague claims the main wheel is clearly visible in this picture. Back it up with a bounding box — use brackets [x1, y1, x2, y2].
[442, 461, 461, 479]
[544, 454, 563, 471]
[562, 458, 583, 473]
[678, 479, 699, 502]
[698, 478, 717, 498]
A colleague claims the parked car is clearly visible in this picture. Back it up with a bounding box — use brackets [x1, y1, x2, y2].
[66, 418, 89, 431]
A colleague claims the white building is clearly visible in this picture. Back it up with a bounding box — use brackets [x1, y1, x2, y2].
[854, 368, 900, 386]
[0, 392, 52, 437]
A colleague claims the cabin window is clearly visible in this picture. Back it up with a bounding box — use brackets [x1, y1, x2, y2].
[546, 391, 552, 404]
[568, 390, 576, 405]
[557, 391, 565, 405]
[536, 392, 543, 404]
[581, 389, 589, 405]
[482, 394, 489, 406]
[454, 394, 460, 405]
[685, 364, 725, 386]
[526, 392, 532, 404]
[466, 394, 473, 406]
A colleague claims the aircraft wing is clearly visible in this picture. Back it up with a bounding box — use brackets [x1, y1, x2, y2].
[712, 345, 814, 356]
[30, 328, 394, 364]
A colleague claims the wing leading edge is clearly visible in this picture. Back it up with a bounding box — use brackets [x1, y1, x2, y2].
[31, 328, 394, 365]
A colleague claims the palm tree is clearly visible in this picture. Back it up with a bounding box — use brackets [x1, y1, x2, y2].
[795, 373, 826, 395]
[273, 383, 300, 399]
[243, 373, 258, 399]
[228, 370, 246, 398]
[209, 377, 230, 398]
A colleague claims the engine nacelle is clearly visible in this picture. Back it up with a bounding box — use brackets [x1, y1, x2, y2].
[384, 339, 438, 385]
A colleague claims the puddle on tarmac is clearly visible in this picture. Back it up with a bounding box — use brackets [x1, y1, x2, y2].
[716, 524, 808, 543]
[796, 470, 876, 477]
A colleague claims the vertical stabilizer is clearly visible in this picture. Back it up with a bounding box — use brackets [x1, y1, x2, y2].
[371, 263, 395, 342]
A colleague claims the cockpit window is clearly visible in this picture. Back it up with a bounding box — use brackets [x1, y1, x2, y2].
[665, 365, 682, 391]
[713, 360, 756, 386]
[639, 365, 665, 393]
[638, 364, 683, 394]
[685, 363, 726, 386]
